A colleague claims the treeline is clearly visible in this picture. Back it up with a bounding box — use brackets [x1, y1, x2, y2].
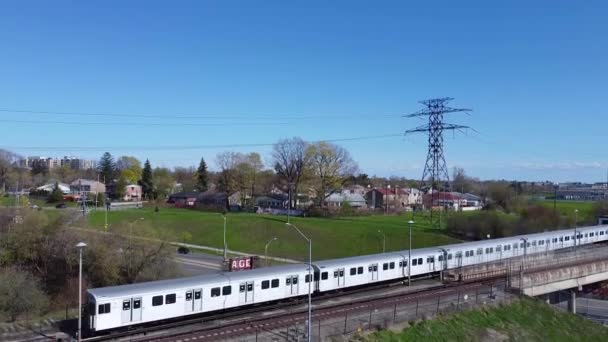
[0, 209, 177, 322]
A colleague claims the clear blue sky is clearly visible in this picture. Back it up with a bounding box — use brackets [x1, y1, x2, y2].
[1, 1, 607, 182]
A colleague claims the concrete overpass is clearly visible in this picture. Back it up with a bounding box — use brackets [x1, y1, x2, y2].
[445, 242, 608, 314]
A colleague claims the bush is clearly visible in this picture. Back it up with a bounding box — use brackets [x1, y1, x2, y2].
[0, 268, 48, 322]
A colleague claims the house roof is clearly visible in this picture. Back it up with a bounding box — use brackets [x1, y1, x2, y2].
[169, 191, 199, 198]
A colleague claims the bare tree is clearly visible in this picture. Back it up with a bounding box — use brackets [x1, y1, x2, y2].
[305, 142, 358, 207]
[0, 267, 48, 322]
[272, 137, 308, 209]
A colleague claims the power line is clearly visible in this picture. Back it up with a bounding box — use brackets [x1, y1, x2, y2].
[4, 133, 404, 152]
[0, 118, 288, 127]
[0, 108, 400, 121]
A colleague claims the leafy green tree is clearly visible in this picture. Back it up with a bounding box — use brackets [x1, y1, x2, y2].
[139, 159, 154, 200]
[98, 152, 116, 182]
[116, 156, 142, 180]
[153, 167, 175, 198]
[196, 157, 209, 192]
[114, 175, 128, 200]
[305, 141, 358, 207]
[47, 182, 64, 203]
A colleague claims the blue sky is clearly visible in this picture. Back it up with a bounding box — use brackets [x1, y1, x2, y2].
[1, 1, 607, 182]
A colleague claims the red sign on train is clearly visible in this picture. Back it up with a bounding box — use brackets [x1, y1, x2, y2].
[229, 256, 254, 271]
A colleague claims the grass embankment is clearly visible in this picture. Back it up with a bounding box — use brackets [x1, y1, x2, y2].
[86, 208, 458, 260]
[366, 298, 608, 342]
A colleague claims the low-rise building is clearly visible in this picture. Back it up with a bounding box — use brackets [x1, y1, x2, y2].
[36, 182, 71, 194]
[168, 191, 199, 208]
[70, 179, 106, 195]
[325, 192, 367, 208]
[124, 184, 142, 201]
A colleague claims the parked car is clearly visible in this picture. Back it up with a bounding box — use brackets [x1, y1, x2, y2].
[55, 203, 67, 209]
[177, 246, 190, 254]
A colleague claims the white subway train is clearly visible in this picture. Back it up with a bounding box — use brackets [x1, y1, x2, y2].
[86, 224, 608, 333]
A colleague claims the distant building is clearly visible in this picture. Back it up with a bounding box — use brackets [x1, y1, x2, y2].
[124, 184, 142, 201]
[325, 192, 366, 208]
[168, 191, 199, 208]
[70, 179, 106, 195]
[255, 194, 288, 209]
[365, 188, 410, 209]
[37, 182, 70, 194]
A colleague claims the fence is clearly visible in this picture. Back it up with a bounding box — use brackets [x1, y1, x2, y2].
[236, 282, 511, 341]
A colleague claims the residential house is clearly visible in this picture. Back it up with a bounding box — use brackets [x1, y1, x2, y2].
[124, 184, 143, 201]
[168, 191, 199, 208]
[196, 190, 242, 211]
[365, 188, 410, 209]
[36, 182, 70, 194]
[255, 194, 288, 209]
[325, 191, 366, 208]
[70, 179, 106, 195]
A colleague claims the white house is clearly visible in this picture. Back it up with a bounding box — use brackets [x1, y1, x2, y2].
[37, 182, 70, 194]
[325, 192, 366, 208]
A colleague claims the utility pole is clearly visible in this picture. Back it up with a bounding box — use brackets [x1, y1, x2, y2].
[404, 98, 472, 229]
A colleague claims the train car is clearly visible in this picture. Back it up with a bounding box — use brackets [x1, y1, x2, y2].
[86, 224, 608, 334]
[88, 263, 310, 333]
[313, 253, 406, 292]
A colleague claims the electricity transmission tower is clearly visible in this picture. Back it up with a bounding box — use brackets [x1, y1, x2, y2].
[404, 97, 472, 228]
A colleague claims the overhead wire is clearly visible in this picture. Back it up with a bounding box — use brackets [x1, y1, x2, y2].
[4, 133, 405, 152]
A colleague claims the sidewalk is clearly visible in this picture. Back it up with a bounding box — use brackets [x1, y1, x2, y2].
[69, 226, 301, 264]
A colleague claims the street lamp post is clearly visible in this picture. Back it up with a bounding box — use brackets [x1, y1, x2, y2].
[221, 214, 227, 262]
[520, 237, 528, 282]
[265, 237, 278, 266]
[286, 223, 312, 342]
[408, 220, 414, 286]
[574, 209, 579, 250]
[76, 242, 87, 342]
[377, 230, 386, 253]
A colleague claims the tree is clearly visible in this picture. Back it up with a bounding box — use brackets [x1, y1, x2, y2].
[139, 159, 154, 200]
[174, 166, 196, 192]
[113, 175, 128, 200]
[305, 142, 358, 207]
[52, 164, 76, 183]
[272, 137, 308, 209]
[153, 167, 175, 199]
[452, 167, 474, 194]
[116, 156, 142, 180]
[216, 152, 241, 209]
[30, 159, 49, 177]
[120, 169, 138, 184]
[196, 157, 209, 192]
[47, 182, 64, 203]
[0, 267, 48, 321]
[98, 152, 116, 183]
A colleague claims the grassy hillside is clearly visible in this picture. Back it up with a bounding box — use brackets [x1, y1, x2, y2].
[538, 200, 596, 223]
[366, 298, 608, 342]
[86, 207, 459, 260]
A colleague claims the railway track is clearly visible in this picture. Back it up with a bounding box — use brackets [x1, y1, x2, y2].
[83, 275, 505, 342]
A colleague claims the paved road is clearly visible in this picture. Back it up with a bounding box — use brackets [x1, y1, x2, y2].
[556, 297, 608, 320]
[173, 251, 224, 275]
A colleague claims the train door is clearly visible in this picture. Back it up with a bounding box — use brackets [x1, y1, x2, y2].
[185, 290, 193, 313]
[185, 289, 203, 313]
[239, 282, 255, 304]
[194, 289, 202, 311]
[121, 297, 142, 324]
[335, 268, 345, 287]
[285, 275, 299, 296]
[368, 264, 378, 281]
[427, 256, 435, 272]
[132, 298, 142, 322]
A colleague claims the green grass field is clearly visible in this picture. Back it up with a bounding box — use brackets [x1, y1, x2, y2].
[367, 298, 608, 341]
[86, 207, 459, 261]
[538, 200, 596, 223]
